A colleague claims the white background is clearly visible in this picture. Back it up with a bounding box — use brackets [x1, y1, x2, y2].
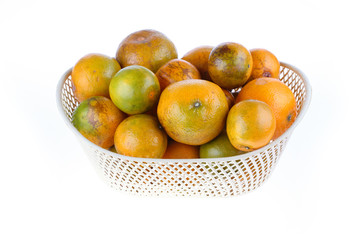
[1, 0, 359, 239]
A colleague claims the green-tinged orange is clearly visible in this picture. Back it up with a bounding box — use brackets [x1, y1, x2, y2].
[227, 100, 276, 152]
[157, 79, 229, 145]
[109, 65, 160, 115]
[114, 114, 168, 158]
[208, 42, 253, 89]
[116, 29, 178, 73]
[72, 96, 126, 149]
[71, 53, 120, 102]
[200, 131, 244, 158]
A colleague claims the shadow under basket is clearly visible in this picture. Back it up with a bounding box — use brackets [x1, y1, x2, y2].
[57, 62, 311, 197]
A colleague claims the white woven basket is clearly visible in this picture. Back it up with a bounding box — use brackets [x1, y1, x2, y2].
[57, 62, 311, 197]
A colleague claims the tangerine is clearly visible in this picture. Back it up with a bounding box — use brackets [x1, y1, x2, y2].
[114, 114, 167, 158]
[200, 131, 243, 158]
[155, 59, 201, 91]
[236, 77, 297, 139]
[109, 65, 160, 115]
[157, 79, 228, 145]
[227, 100, 276, 152]
[72, 96, 126, 149]
[249, 48, 280, 81]
[208, 42, 253, 89]
[116, 29, 177, 73]
[163, 141, 199, 159]
[71, 53, 120, 102]
[182, 46, 213, 81]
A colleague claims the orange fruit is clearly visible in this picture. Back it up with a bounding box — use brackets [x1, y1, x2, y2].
[116, 29, 178, 73]
[157, 79, 228, 145]
[163, 141, 199, 159]
[109, 65, 160, 115]
[182, 46, 213, 81]
[71, 53, 121, 102]
[155, 59, 201, 91]
[222, 89, 235, 108]
[208, 42, 253, 89]
[249, 48, 280, 81]
[114, 114, 167, 158]
[227, 100, 276, 152]
[236, 78, 297, 139]
[72, 96, 126, 149]
[200, 131, 243, 158]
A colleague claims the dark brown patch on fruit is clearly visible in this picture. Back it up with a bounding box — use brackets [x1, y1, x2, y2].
[72, 96, 126, 149]
[116, 29, 178, 73]
[218, 44, 232, 54]
[208, 42, 253, 89]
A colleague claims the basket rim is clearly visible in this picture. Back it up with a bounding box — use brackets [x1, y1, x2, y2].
[56, 62, 312, 163]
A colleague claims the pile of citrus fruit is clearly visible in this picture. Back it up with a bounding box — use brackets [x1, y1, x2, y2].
[70, 29, 297, 159]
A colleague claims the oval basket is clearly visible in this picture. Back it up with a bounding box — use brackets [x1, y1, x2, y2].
[57, 62, 311, 197]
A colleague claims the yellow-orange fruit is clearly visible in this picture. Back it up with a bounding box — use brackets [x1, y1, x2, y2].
[114, 114, 167, 158]
[236, 78, 297, 139]
[227, 100, 276, 152]
[163, 141, 199, 159]
[71, 53, 121, 102]
[182, 46, 213, 80]
[249, 48, 280, 81]
[157, 79, 228, 145]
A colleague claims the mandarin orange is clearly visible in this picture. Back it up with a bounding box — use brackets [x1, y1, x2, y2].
[249, 48, 280, 81]
[236, 78, 297, 139]
[182, 46, 213, 81]
[71, 54, 120, 102]
[163, 141, 199, 159]
[155, 59, 201, 91]
[227, 100, 276, 151]
[72, 96, 126, 149]
[116, 29, 177, 73]
[157, 79, 228, 145]
[208, 42, 253, 89]
[114, 114, 167, 158]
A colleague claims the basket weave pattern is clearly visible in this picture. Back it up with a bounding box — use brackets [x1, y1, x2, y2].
[58, 63, 309, 197]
